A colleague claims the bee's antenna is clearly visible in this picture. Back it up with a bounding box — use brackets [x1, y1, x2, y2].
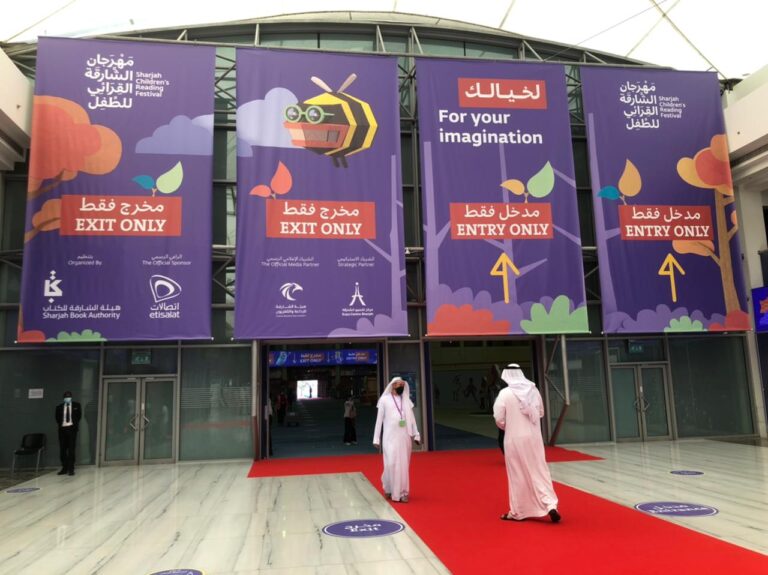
[337, 73, 357, 93]
[310, 76, 334, 92]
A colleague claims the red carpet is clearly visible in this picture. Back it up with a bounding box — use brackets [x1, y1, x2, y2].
[249, 448, 768, 575]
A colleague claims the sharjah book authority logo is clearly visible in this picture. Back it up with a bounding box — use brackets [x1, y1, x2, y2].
[280, 282, 303, 301]
[44, 270, 63, 303]
[149, 275, 182, 303]
[349, 282, 366, 307]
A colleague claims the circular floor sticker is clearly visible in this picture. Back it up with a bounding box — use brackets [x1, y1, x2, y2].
[6, 487, 40, 494]
[635, 502, 718, 517]
[149, 570, 204, 575]
[323, 519, 405, 538]
[670, 470, 704, 476]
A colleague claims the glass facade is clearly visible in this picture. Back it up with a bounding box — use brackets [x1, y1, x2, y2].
[670, 336, 753, 437]
[548, 340, 611, 443]
[0, 349, 100, 469]
[179, 347, 252, 460]
[0, 14, 760, 467]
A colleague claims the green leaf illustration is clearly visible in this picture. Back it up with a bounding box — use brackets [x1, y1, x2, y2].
[526, 161, 555, 198]
[156, 161, 183, 194]
[520, 295, 589, 334]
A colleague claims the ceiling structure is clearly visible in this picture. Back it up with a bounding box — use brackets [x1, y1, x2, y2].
[1, 0, 764, 80]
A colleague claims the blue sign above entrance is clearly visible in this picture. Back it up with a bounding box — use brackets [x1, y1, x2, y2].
[269, 349, 378, 367]
[322, 519, 404, 538]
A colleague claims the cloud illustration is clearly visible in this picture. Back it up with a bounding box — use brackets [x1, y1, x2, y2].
[237, 87, 298, 156]
[328, 312, 408, 337]
[136, 114, 213, 156]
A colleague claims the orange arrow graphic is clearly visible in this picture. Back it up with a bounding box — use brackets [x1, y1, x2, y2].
[490, 253, 520, 304]
[658, 253, 685, 303]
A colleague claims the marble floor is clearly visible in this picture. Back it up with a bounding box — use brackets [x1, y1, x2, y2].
[1, 439, 766, 574]
[550, 439, 768, 555]
[0, 463, 448, 575]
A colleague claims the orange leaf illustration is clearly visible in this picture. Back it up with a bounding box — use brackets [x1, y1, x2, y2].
[250, 185, 272, 197]
[618, 159, 641, 197]
[271, 161, 293, 195]
[500, 179, 525, 196]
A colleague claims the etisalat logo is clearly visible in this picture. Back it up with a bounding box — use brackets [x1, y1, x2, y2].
[150, 275, 182, 303]
[280, 282, 303, 301]
[44, 270, 64, 303]
[149, 275, 182, 319]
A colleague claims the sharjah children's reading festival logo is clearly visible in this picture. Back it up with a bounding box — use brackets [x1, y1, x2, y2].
[149, 275, 182, 303]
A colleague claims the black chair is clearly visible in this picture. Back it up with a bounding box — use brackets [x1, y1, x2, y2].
[11, 433, 46, 475]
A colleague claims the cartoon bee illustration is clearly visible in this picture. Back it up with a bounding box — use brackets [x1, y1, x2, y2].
[283, 73, 377, 168]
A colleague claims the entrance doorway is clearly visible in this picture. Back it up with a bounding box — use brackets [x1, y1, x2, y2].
[100, 377, 176, 465]
[265, 344, 381, 458]
[430, 340, 535, 450]
[610, 365, 672, 440]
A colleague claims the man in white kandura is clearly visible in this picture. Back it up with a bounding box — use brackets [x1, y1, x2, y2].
[373, 377, 421, 503]
[493, 363, 561, 523]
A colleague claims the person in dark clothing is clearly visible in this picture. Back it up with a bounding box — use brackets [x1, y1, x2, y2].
[54, 391, 82, 476]
[343, 395, 357, 445]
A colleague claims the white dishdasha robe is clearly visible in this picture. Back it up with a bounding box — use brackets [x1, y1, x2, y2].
[493, 365, 558, 519]
[373, 378, 420, 502]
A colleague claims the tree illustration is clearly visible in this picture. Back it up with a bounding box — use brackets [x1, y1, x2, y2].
[423, 141, 582, 307]
[676, 134, 742, 315]
[593, 132, 745, 327]
[27, 96, 122, 198]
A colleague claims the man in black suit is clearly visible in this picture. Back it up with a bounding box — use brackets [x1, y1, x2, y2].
[55, 391, 82, 476]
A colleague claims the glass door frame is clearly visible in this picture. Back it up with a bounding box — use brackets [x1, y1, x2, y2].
[608, 363, 674, 442]
[99, 376, 179, 466]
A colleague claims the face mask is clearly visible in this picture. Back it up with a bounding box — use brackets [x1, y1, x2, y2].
[395, 387, 404, 395]
[64, 397, 72, 404]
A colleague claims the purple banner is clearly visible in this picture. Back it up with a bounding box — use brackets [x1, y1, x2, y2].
[19, 38, 215, 342]
[751, 287, 768, 332]
[582, 67, 747, 333]
[416, 59, 587, 335]
[235, 49, 406, 339]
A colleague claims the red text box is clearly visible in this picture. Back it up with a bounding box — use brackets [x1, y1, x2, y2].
[450, 202, 553, 239]
[458, 78, 547, 109]
[266, 200, 376, 239]
[618, 205, 713, 240]
[60, 195, 181, 236]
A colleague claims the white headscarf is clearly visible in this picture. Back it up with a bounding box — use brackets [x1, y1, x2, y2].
[377, 376, 414, 409]
[500, 364, 542, 424]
